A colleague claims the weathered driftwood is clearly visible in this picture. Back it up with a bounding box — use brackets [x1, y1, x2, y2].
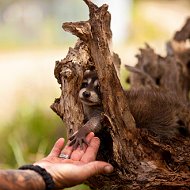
[128, 18, 190, 103]
[51, 0, 190, 189]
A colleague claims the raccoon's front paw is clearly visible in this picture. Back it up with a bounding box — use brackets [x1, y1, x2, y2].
[69, 130, 89, 150]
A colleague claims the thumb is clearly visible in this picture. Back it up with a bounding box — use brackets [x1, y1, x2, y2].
[82, 161, 114, 178]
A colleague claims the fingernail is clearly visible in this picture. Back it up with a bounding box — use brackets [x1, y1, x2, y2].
[104, 165, 114, 174]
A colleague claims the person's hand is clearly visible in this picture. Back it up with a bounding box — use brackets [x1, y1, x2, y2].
[34, 132, 113, 189]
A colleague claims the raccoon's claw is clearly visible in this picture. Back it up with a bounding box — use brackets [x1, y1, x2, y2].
[69, 132, 88, 150]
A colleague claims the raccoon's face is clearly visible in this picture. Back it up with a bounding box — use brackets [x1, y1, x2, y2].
[79, 70, 101, 106]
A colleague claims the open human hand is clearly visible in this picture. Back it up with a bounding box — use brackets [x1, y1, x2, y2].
[34, 132, 113, 189]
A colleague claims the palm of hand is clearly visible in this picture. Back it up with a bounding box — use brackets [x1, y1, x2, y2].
[34, 133, 110, 189]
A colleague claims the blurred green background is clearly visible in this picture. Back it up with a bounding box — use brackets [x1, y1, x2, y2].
[0, 0, 190, 189]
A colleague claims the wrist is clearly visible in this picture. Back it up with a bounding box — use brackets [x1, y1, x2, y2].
[42, 166, 68, 190]
[19, 165, 55, 190]
[24, 170, 46, 190]
[34, 162, 69, 189]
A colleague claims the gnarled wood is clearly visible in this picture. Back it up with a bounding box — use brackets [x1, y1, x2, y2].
[51, 1, 190, 189]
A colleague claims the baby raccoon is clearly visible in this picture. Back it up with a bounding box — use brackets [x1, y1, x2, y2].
[69, 70, 103, 149]
[69, 70, 190, 149]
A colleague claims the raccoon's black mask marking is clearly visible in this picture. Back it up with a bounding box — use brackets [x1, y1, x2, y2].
[79, 70, 101, 106]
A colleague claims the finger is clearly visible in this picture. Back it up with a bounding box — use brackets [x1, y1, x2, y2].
[85, 132, 95, 145]
[80, 138, 89, 149]
[60, 141, 73, 158]
[81, 137, 100, 162]
[63, 161, 113, 186]
[70, 132, 94, 161]
[80, 161, 114, 178]
[48, 138, 65, 157]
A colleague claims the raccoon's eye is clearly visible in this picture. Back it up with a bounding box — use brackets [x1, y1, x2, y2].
[81, 82, 88, 88]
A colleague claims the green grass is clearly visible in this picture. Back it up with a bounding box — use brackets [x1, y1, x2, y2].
[0, 101, 65, 168]
[0, 100, 90, 189]
[65, 184, 91, 190]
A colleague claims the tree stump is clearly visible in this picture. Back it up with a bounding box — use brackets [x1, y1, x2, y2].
[51, 1, 190, 189]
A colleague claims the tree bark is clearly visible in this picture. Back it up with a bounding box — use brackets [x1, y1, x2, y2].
[51, 0, 190, 189]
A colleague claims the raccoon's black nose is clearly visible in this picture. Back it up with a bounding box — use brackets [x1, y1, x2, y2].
[83, 91, 91, 98]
